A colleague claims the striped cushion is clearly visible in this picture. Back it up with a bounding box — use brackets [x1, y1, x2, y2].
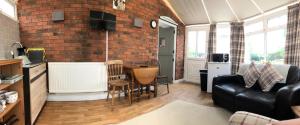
[258, 63, 284, 92]
[243, 62, 261, 88]
[229, 111, 278, 125]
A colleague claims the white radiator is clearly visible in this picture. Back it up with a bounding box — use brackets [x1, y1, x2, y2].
[48, 62, 107, 93]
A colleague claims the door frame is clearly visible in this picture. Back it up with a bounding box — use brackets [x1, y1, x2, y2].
[184, 25, 210, 82]
[158, 17, 177, 82]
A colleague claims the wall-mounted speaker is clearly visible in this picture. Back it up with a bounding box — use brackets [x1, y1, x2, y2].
[133, 18, 143, 28]
[52, 10, 64, 22]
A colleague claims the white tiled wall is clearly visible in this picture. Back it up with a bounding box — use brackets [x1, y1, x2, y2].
[0, 13, 20, 59]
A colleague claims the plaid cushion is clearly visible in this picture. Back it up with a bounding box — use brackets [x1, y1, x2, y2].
[243, 62, 261, 88]
[229, 111, 278, 125]
[258, 63, 284, 92]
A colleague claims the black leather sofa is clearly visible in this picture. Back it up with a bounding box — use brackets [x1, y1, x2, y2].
[212, 65, 300, 120]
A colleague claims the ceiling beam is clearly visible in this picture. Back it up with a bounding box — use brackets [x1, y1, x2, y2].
[244, 0, 298, 22]
[201, 0, 212, 24]
[249, 0, 264, 14]
[161, 0, 185, 24]
[225, 0, 240, 22]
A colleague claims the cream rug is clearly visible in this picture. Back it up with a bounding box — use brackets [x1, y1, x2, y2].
[118, 100, 232, 125]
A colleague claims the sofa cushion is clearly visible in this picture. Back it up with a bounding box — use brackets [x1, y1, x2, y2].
[286, 66, 299, 85]
[238, 63, 290, 83]
[229, 111, 278, 125]
[213, 83, 246, 111]
[243, 62, 261, 88]
[214, 83, 246, 96]
[258, 63, 284, 92]
[236, 90, 276, 116]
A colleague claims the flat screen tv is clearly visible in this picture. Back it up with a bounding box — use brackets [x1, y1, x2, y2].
[90, 11, 116, 31]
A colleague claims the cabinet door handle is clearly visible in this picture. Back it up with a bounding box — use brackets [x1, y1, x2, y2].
[216, 67, 220, 69]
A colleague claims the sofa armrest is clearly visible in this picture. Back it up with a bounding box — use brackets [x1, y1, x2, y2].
[212, 75, 244, 86]
[229, 111, 278, 125]
[275, 82, 300, 120]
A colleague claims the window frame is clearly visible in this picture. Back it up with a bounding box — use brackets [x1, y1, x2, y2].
[185, 25, 210, 60]
[0, 0, 18, 21]
[244, 9, 287, 64]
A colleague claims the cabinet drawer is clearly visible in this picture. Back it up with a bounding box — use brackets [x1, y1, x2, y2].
[29, 63, 46, 80]
[30, 73, 47, 124]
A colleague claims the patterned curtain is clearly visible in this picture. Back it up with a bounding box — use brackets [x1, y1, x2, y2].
[205, 24, 216, 68]
[230, 22, 245, 74]
[285, 4, 300, 67]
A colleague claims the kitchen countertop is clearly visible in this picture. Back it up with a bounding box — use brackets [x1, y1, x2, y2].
[23, 63, 44, 68]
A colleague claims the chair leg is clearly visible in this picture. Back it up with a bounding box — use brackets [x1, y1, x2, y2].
[138, 84, 141, 101]
[118, 89, 121, 100]
[154, 82, 158, 97]
[106, 90, 109, 101]
[127, 85, 131, 105]
[112, 86, 116, 106]
[147, 85, 151, 99]
[137, 84, 140, 97]
[167, 83, 170, 94]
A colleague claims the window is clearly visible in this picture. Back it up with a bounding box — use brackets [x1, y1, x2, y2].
[0, 0, 16, 19]
[186, 26, 208, 59]
[216, 24, 230, 54]
[244, 12, 287, 64]
[245, 33, 265, 63]
[245, 21, 263, 34]
[187, 30, 207, 58]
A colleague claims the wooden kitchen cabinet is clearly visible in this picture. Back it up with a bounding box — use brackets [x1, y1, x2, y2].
[23, 63, 47, 125]
[0, 60, 25, 125]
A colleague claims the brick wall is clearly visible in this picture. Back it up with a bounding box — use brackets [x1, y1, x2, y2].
[17, 0, 185, 79]
[0, 13, 20, 59]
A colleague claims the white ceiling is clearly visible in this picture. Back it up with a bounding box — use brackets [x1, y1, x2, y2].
[167, 0, 298, 25]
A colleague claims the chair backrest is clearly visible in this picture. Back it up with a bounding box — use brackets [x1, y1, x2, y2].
[106, 60, 124, 81]
[133, 67, 159, 85]
[149, 59, 162, 75]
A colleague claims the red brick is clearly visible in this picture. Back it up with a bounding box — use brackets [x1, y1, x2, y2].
[18, 0, 185, 80]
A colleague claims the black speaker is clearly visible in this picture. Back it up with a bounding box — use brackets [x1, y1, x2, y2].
[90, 10, 103, 19]
[103, 12, 116, 21]
[89, 10, 116, 31]
[224, 54, 229, 62]
[104, 21, 116, 31]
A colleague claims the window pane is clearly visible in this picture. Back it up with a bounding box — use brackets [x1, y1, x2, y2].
[0, 0, 15, 18]
[216, 24, 230, 54]
[245, 22, 263, 34]
[245, 33, 265, 63]
[187, 31, 207, 58]
[197, 31, 206, 58]
[268, 15, 287, 28]
[267, 29, 286, 64]
[187, 31, 197, 58]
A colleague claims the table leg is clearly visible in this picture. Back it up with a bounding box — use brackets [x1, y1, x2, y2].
[154, 81, 158, 97]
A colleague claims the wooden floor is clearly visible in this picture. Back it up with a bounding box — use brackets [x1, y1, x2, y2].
[36, 83, 214, 125]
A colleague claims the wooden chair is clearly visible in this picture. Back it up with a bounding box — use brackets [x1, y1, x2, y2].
[106, 60, 131, 106]
[132, 67, 159, 99]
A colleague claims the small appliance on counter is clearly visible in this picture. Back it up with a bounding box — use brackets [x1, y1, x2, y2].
[10, 42, 32, 66]
[26, 48, 46, 64]
[212, 53, 229, 62]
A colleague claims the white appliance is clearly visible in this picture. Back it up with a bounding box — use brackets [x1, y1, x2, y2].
[207, 62, 231, 93]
